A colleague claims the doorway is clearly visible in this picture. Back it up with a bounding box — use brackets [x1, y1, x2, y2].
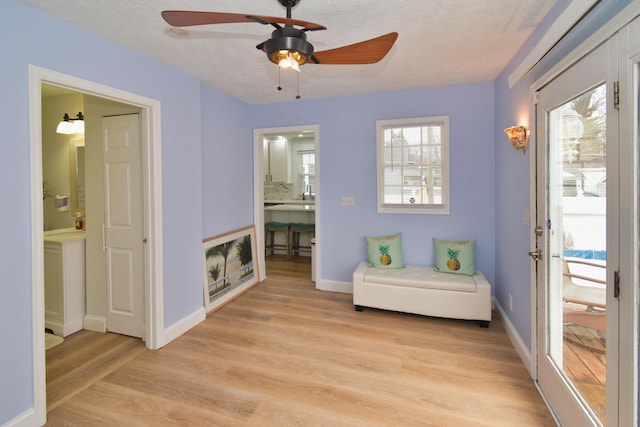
[253, 125, 319, 284]
[29, 65, 164, 421]
[532, 15, 639, 425]
[42, 89, 146, 339]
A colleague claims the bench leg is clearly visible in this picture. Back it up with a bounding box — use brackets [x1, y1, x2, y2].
[479, 320, 490, 328]
[355, 305, 364, 312]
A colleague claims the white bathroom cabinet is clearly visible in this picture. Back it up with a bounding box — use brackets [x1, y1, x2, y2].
[44, 237, 86, 337]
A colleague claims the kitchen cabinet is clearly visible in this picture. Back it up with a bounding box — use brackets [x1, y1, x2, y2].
[264, 139, 288, 182]
[44, 234, 86, 337]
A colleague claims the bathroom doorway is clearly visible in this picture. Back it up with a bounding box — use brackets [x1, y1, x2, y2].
[253, 125, 319, 284]
[42, 87, 146, 338]
[29, 65, 164, 420]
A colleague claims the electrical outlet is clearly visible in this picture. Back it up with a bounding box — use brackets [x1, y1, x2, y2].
[341, 196, 354, 207]
[508, 294, 513, 311]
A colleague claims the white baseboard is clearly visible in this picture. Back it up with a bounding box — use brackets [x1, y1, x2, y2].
[315, 278, 353, 294]
[4, 407, 41, 427]
[84, 315, 106, 333]
[82, 307, 205, 348]
[163, 307, 206, 346]
[495, 298, 533, 377]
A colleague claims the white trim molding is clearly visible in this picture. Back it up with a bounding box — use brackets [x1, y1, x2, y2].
[534, 0, 640, 91]
[315, 279, 353, 294]
[495, 299, 533, 377]
[163, 308, 206, 345]
[509, 0, 598, 88]
[83, 315, 107, 333]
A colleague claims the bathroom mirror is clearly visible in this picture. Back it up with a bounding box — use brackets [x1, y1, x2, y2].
[69, 138, 85, 215]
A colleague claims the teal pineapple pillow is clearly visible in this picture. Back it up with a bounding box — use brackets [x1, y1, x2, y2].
[434, 238, 476, 276]
[366, 233, 405, 269]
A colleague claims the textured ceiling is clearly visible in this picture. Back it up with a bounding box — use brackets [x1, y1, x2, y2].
[21, 0, 555, 104]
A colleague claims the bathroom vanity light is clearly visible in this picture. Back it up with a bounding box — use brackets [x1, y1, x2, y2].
[56, 112, 85, 135]
[504, 125, 529, 154]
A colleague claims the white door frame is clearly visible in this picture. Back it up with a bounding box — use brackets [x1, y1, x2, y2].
[253, 125, 319, 283]
[529, 5, 640, 425]
[533, 42, 610, 425]
[28, 65, 164, 423]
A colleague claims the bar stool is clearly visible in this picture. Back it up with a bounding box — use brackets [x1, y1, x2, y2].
[265, 222, 291, 258]
[290, 223, 315, 257]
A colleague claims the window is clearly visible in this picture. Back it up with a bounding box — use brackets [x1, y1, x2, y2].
[376, 116, 449, 214]
[298, 150, 315, 196]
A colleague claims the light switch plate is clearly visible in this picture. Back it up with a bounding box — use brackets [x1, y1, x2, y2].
[341, 196, 354, 207]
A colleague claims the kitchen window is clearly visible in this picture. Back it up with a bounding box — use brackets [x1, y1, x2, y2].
[376, 116, 449, 214]
[298, 150, 315, 197]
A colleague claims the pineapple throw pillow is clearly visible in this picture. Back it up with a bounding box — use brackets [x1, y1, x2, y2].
[366, 233, 405, 269]
[433, 238, 476, 276]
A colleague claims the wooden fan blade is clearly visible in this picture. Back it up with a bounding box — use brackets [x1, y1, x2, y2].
[310, 32, 398, 64]
[161, 11, 326, 31]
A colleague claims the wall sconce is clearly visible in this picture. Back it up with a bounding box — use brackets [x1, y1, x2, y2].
[56, 112, 85, 135]
[504, 125, 529, 154]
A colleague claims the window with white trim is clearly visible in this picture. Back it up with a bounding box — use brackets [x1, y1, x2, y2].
[376, 116, 450, 214]
[297, 150, 315, 197]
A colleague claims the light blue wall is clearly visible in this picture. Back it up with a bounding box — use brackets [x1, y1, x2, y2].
[201, 83, 253, 237]
[494, 0, 633, 349]
[251, 83, 497, 284]
[0, 1, 247, 423]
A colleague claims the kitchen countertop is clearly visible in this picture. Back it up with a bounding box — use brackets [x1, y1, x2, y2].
[264, 203, 315, 211]
[264, 199, 315, 205]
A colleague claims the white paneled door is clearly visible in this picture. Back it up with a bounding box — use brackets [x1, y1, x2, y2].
[102, 114, 145, 338]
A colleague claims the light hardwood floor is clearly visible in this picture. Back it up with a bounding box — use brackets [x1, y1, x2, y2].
[46, 255, 555, 426]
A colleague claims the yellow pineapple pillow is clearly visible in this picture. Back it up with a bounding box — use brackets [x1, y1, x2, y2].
[434, 238, 476, 276]
[366, 233, 405, 269]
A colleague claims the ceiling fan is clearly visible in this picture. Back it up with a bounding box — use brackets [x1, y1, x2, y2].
[161, 0, 398, 73]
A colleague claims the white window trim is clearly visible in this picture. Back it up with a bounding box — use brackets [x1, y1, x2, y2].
[297, 150, 315, 196]
[376, 116, 450, 215]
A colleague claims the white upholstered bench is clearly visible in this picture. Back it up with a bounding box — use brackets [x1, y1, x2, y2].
[352, 262, 492, 327]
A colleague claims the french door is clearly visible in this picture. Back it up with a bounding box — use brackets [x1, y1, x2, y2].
[534, 17, 639, 426]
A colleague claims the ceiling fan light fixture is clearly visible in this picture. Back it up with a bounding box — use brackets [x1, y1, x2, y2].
[264, 27, 313, 69]
[277, 51, 301, 71]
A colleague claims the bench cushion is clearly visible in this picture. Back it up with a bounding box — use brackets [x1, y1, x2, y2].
[362, 265, 478, 292]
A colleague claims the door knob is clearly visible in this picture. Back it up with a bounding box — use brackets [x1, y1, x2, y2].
[528, 249, 542, 261]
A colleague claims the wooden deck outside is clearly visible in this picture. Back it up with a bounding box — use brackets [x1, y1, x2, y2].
[564, 320, 606, 423]
[562, 257, 607, 424]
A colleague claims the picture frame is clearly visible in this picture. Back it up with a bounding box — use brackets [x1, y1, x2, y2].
[202, 225, 259, 313]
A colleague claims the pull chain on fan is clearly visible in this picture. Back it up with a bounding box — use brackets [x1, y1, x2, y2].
[276, 64, 301, 99]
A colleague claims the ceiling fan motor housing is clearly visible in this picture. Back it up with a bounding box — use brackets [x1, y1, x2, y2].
[279, 0, 301, 7]
[264, 27, 314, 66]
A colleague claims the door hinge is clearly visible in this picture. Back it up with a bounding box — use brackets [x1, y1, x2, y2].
[613, 81, 620, 110]
[614, 270, 620, 298]
[534, 225, 543, 236]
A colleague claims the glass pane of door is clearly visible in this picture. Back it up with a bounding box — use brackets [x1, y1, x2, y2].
[546, 83, 607, 424]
